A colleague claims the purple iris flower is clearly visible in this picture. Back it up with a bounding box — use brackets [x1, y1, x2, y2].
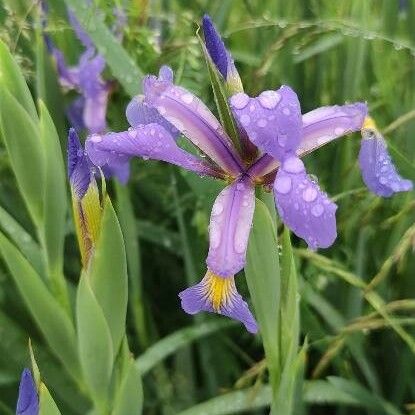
[85, 15, 412, 333]
[16, 369, 39, 415]
[44, 4, 125, 136]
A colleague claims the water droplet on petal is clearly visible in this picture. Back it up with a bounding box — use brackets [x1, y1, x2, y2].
[129, 130, 138, 138]
[302, 187, 318, 202]
[212, 202, 224, 215]
[275, 176, 292, 194]
[282, 107, 291, 116]
[282, 157, 304, 174]
[278, 134, 287, 147]
[334, 127, 345, 135]
[311, 204, 324, 217]
[210, 227, 221, 249]
[258, 90, 281, 109]
[230, 93, 249, 109]
[181, 93, 193, 104]
[257, 119, 267, 128]
[90, 134, 102, 143]
[240, 114, 251, 126]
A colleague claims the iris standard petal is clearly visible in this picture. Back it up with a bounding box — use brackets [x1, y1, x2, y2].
[359, 121, 413, 197]
[16, 369, 39, 415]
[299, 103, 368, 154]
[86, 124, 223, 178]
[274, 157, 337, 250]
[179, 270, 258, 333]
[201, 14, 243, 93]
[230, 86, 302, 160]
[207, 177, 255, 276]
[143, 72, 244, 175]
[126, 95, 179, 138]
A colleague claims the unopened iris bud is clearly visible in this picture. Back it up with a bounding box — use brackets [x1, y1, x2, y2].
[16, 368, 39, 415]
[202, 14, 243, 95]
[68, 128, 102, 267]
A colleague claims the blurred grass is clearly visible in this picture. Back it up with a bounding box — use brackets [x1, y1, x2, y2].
[0, 0, 414, 414]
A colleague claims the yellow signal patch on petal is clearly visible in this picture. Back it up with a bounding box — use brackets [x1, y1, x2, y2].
[362, 116, 377, 131]
[203, 271, 235, 312]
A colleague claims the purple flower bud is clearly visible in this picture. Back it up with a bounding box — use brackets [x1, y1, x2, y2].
[16, 369, 39, 415]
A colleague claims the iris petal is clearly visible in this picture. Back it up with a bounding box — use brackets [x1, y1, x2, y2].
[143, 70, 244, 175]
[207, 177, 255, 276]
[179, 270, 258, 333]
[126, 95, 179, 138]
[230, 86, 302, 160]
[359, 126, 413, 197]
[300, 103, 368, 154]
[274, 157, 337, 250]
[85, 124, 223, 178]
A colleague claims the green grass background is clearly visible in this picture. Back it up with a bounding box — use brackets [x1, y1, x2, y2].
[0, 0, 415, 414]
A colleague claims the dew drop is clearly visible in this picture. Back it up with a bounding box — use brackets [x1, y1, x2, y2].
[210, 228, 221, 249]
[181, 93, 194, 104]
[302, 187, 318, 202]
[240, 114, 251, 126]
[311, 204, 324, 217]
[230, 93, 249, 110]
[129, 130, 138, 138]
[90, 134, 102, 143]
[258, 90, 281, 109]
[275, 176, 292, 194]
[278, 134, 287, 147]
[283, 157, 304, 174]
[257, 119, 267, 128]
[282, 107, 291, 116]
[334, 127, 345, 135]
[212, 202, 224, 215]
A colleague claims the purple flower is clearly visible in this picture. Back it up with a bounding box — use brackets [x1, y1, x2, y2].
[44, 6, 125, 135]
[16, 369, 39, 415]
[84, 15, 412, 333]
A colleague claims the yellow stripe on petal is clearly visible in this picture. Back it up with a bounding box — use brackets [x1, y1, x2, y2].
[203, 271, 235, 312]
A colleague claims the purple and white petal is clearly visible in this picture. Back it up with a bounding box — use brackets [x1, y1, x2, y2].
[207, 177, 255, 277]
[16, 369, 39, 415]
[126, 95, 179, 138]
[143, 72, 243, 175]
[86, 124, 222, 178]
[230, 86, 302, 160]
[202, 14, 242, 93]
[299, 103, 368, 154]
[83, 86, 109, 134]
[274, 157, 337, 250]
[179, 271, 258, 333]
[68, 128, 93, 199]
[359, 129, 413, 197]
